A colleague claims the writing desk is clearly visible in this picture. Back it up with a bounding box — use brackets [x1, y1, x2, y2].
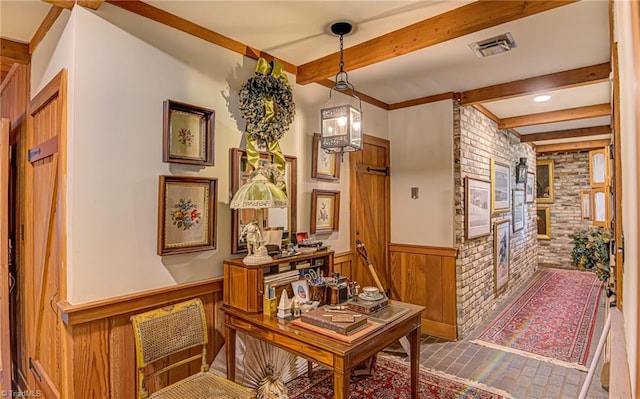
[223, 300, 424, 399]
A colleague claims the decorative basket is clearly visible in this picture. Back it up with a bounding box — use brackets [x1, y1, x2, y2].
[309, 284, 327, 306]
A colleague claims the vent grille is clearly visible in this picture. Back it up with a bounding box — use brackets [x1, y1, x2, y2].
[469, 33, 517, 58]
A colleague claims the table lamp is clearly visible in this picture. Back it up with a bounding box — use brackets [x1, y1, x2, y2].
[231, 163, 288, 264]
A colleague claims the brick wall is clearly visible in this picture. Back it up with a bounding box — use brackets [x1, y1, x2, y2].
[453, 103, 538, 338]
[537, 152, 593, 267]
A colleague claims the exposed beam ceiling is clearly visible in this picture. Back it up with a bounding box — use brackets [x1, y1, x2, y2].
[535, 139, 611, 154]
[78, 1, 105, 10]
[296, 1, 578, 85]
[42, 0, 74, 9]
[388, 93, 456, 111]
[460, 63, 611, 105]
[29, 6, 64, 54]
[0, 39, 29, 65]
[472, 104, 500, 124]
[499, 103, 611, 129]
[520, 125, 611, 142]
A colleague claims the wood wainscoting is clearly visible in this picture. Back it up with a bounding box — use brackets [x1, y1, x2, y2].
[56, 278, 225, 399]
[389, 244, 458, 340]
[332, 251, 354, 278]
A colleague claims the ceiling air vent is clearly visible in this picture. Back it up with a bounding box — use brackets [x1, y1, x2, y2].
[469, 33, 517, 58]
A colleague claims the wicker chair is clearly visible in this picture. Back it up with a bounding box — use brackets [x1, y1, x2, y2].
[130, 298, 256, 399]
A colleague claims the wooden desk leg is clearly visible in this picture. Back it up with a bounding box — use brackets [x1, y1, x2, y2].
[333, 358, 349, 399]
[409, 327, 420, 399]
[225, 324, 236, 382]
[307, 360, 313, 378]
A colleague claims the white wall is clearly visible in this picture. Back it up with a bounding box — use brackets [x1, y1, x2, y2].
[614, 1, 638, 395]
[389, 100, 454, 247]
[30, 5, 388, 304]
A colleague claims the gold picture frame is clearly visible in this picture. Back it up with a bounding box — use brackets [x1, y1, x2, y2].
[491, 159, 511, 214]
[536, 205, 551, 240]
[581, 190, 592, 220]
[157, 176, 217, 255]
[536, 159, 554, 203]
[493, 219, 510, 296]
[163, 100, 215, 166]
[310, 189, 340, 234]
[311, 133, 340, 181]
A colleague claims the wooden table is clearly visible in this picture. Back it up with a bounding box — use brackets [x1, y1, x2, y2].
[223, 301, 424, 399]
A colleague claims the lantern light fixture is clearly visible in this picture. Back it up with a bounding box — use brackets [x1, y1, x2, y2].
[515, 157, 528, 184]
[320, 21, 362, 161]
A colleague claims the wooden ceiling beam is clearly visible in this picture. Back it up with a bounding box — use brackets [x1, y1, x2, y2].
[296, 1, 578, 85]
[388, 92, 455, 110]
[315, 79, 389, 110]
[499, 103, 611, 129]
[0, 39, 30, 65]
[535, 139, 611, 154]
[460, 62, 611, 105]
[30, 5, 65, 54]
[78, 1, 106, 10]
[472, 104, 500, 124]
[42, 0, 74, 9]
[520, 125, 611, 142]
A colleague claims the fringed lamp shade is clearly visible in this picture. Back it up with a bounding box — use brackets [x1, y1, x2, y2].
[230, 173, 288, 210]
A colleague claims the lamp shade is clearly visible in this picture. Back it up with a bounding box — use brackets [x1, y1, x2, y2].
[230, 173, 288, 210]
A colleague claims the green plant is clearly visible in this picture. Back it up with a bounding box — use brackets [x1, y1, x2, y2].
[571, 227, 611, 281]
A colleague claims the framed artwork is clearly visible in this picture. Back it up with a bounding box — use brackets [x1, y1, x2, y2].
[491, 159, 511, 213]
[157, 176, 217, 255]
[512, 189, 525, 232]
[592, 187, 609, 227]
[589, 148, 609, 187]
[163, 100, 215, 166]
[536, 159, 554, 203]
[312, 133, 340, 181]
[464, 177, 491, 239]
[291, 280, 310, 304]
[493, 219, 510, 296]
[536, 205, 551, 240]
[310, 189, 340, 234]
[525, 172, 535, 203]
[581, 190, 592, 220]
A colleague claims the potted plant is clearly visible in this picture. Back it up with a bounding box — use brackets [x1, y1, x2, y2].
[571, 226, 611, 281]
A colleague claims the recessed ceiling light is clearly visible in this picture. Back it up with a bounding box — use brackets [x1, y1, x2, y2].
[534, 95, 551, 103]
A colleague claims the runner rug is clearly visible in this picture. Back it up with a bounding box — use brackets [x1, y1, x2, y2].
[472, 268, 603, 370]
[286, 356, 512, 398]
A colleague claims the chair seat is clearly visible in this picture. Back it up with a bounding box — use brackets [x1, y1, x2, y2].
[149, 372, 256, 399]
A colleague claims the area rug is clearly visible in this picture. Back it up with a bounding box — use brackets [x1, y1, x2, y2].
[472, 268, 603, 370]
[285, 356, 512, 398]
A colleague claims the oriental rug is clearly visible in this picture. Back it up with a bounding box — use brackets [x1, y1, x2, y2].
[472, 268, 603, 370]
[286, 356, 512, 399]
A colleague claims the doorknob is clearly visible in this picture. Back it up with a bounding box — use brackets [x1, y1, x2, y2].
[49, 292, 59, 315]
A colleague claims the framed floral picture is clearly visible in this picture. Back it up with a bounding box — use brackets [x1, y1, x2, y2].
[525, 172, 535, 203]
[310, 189, 340, 234]
[465, 177, 491, 239]
[493, 219, 510, 296]
[157, 176, 217, 255]
[491, 159, 511, 213]
[163, 100, 215, 166]
[312, 133, 340, 181]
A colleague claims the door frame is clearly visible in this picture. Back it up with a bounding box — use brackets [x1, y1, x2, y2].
[1, 118, 11, 390]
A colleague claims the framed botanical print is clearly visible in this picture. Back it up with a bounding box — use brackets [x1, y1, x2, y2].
[536, 205, 551, 240]
[491, 159, 511, 213]
[493, 219, 510, 296]
[312, 133, 339, 181]
[310, 189, 340, 234]
[525, 172, 535, 203]
[512, 189, 525, 232]
[536, 159, 554, 203]
[157, 176, 217, 255]
[581, 190, 592, 220]
[163, 100, 215, 166]
[465, 177, 491, 239]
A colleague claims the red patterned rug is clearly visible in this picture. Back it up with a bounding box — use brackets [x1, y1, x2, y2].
[472, 268, 603, 370]
[286, 356, 511, 399]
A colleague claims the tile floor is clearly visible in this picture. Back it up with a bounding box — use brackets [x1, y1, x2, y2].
[387, 268, 609, 399]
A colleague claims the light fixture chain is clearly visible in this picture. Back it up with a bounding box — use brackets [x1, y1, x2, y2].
[339, 34, 344, 73]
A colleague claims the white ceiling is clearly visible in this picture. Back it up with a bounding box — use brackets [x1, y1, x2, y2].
[1, 0, 612, 145]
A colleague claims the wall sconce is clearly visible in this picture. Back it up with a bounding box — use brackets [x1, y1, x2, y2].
[515, 157, 528, 183]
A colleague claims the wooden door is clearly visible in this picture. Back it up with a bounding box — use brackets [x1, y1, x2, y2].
[1, 119, 11, 390]
[25, 70, 67, 398]
[350, 135, 391, 295]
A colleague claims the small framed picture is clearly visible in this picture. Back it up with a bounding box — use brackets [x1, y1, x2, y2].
[465, 177, 491, 239]
[311, 133, 339, 181]
[536, 205, 551, 240]
[310, 189, 340, 234]
[491, 159, 511, 214]
[157, 176, 217, 255]
[536, 159, 554, 203]
[493, 219, 510, 296]
[163, 99, 215, 166]
[525, 172, 535, 203]
[581, 190, 592, 220]
[291, 280, 310, 303]
[512, 189, 525, 232]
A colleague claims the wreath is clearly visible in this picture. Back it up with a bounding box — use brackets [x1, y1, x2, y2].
[239, 62, 295, 143]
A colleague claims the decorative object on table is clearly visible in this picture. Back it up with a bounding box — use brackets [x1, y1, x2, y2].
[464, 176, 491, 239]
[515, 157, 528, 183]
[311, 133, 340, 181]
[319, 22, 362, 160]
[310, 189, 340, 234]
[285, 356, 512, 399]
[493, 219, 510, 296]
[355, 240, 386, 296]
[277, 290, 292, 319]
[157, 176, 217, 255]
[290, 280, 310, 305]
[536, 205, 551, 240]
[536, 159, 554, 203]
[299, 307, 367, 335]
[473, 268, 603, 369]
[525, 171, 535, 203]
[580, 190, 592, 220]
[230, 148, 297, 254]
[490, 159, 511, 213]
[231, 163, 289, 265]
[512, 189, 525, 232]
[163, 100, 215, 166]
[571, 226, 611, 281]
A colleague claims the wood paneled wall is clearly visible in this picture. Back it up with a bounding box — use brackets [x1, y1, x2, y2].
[389, 244, 458, 340]
[57, 278, 225, 399]
[332, 251, 354, 278]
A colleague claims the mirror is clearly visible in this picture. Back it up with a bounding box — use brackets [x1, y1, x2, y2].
[230, 148, 297, 254]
